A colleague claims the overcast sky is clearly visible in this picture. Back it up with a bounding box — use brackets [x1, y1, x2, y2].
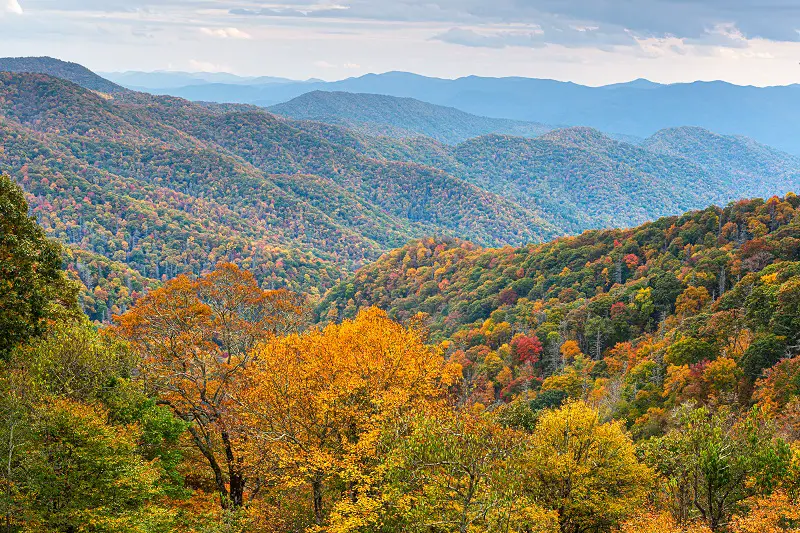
[2, 0, 800, 85]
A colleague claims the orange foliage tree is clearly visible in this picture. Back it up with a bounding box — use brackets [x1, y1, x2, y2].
[237, 307, 446, 527]
[114, 263, 304, 508]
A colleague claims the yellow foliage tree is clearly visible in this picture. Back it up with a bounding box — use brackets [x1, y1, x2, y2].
[730, 492, 800, 533]
[522, 401, 653, 533]
[237, 307, 445, 527]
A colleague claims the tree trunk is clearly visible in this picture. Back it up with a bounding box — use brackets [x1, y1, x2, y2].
[312, 475, 324, 526]
[187, 425, 229, 507]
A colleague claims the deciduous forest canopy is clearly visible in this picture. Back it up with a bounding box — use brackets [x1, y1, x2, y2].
[1, 57, 800, 533]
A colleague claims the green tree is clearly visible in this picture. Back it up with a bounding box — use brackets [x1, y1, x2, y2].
[741, 334, 787, 384]
[367, 409, 557, 533]
[17, 398, 173, 532]
[665, 337, 716, 367]
[642, 404, 792, 531]
[0, 174, 78, 358]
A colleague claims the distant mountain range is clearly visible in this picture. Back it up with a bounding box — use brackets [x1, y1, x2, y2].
[98, 68, 800, 155]
[2, 57, 799, 319]
[101, 70, 317, 91]
[269, 91, 554, 144]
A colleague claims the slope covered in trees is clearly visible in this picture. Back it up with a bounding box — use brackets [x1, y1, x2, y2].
[0, 71, 555, 319]
[642, 126, 800, 196]
[362, 126, 800, 234]
[2, 176, 799, 533]
[3, 59, 800, 322]
[268, 90, 554, 144]
[319, 193, 800, 429]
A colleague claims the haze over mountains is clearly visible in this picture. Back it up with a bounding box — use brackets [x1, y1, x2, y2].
[100, 67, 800, 155]
[1, 56, 799, 320]
[268, 91, 555, 144]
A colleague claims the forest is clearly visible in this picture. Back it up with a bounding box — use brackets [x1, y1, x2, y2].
[3, 167, 800, 533]
[2, 66, 800, 327]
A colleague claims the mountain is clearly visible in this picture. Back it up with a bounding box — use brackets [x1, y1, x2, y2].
[0, 71, 556, 320]
[3, 58, 800, 322]
[444, 128, 726, 232]
[138, 71, 800, 155]
[268, 91, 554, 144]
[641, 126, 800, 196]
[346, 126, 800, 234]
[0, 57, 126, 94]
[101, 71, 304, 90]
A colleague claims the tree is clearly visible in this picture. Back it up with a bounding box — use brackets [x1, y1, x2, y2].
[114, 263, 304, 508]
[665, 337, 716, 367]
[741, 334, 787, 384]
[729, 491, 800, 533]
[522, 401, 652, 533]
[511, 334, 543, 366]
[374, 408, 557, 533]
[237, 307, 445, 527]
[17, 398, 170, 533]
[0, 174, 78, 359]
[643, 404, 792, 531]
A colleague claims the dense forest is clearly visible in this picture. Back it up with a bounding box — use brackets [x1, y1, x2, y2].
[2, 60, 800, 326]
[0, 71, 555, 320]
[2, 59, 800, 532]
[3, 172, 800, 532]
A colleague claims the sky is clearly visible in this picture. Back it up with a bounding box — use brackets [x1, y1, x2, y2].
[2, 0, 800, 86]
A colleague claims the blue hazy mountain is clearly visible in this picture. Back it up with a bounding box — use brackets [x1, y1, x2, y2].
[268, 91, 555, 144]
[146, 72, 800, 155]
[101, 71, 313, 91]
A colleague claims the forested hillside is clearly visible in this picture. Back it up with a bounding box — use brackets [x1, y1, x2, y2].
[269, 91, 554, 144]
[0, 71, 555, 320]
[352, 126, 800, 233]
[3, 58, 800, 324]
[319, 193, 800, 428]
[3, 174, 800, 533]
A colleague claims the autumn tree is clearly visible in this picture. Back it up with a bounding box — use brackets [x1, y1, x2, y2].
[643, 404, 793, 531]
[238, 307, 446, 527]
[15, 398, 170, 532]
[0, 174, 78, 359]
[522, 401, 653, 533]
[114, 263, 304, 508]
[729, 491, 800, 533]
[375, 408, 558, 533]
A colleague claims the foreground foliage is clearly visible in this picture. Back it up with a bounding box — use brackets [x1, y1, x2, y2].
[2, 174, 800, 531]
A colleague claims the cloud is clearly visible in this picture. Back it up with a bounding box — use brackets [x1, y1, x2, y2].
[3, 0, 23, 14]
[314, 60, 361, 69]
[188, 59, 231, 72]
[225, 0, 800, 46]
[230, 7, 309, 18]
[432, 27, 546, 49]
[200, 27, 251, 39]
[432, 23, 639, 51]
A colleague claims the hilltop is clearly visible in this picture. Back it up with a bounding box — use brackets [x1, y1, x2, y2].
[0, 56, 126, 94]
[268, 91, 553, 144]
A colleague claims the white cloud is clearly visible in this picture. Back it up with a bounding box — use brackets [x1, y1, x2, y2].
[188, 59, 231, 72]
[315, 60, 362, 69]
[200, 27, 251, 39]
[3, 0, 23, 15]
